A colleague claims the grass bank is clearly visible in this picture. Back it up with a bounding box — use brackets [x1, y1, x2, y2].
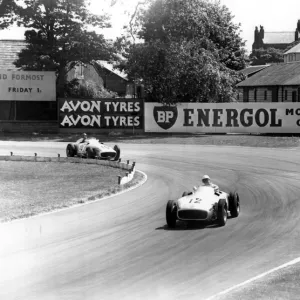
[214, 262, 300, 300]
[0, 160, 145, 222]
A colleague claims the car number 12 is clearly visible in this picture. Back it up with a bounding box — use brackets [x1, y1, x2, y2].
[190, 198, 201, 204]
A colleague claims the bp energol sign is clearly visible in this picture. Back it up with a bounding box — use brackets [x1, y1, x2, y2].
[145, 103, 300, 133]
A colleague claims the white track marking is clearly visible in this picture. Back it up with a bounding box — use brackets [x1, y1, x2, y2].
[0, 170, 147, 225]
[206, 257, 300, 300]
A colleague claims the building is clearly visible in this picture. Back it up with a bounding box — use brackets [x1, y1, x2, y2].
[240, 65, 270, 78]
[0, 39, 138, 98]
[237, 62, 300, 102]
[284, 42, 300, 63]
[67, 60, 138, 98]
[252, 20, 300, 51]
[0, 40, 27, 70]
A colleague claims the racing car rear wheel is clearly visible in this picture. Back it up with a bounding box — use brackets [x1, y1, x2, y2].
[166, 200, 177, 228]
[66, 144, 76, 157]
[217, 199, 227, 227]
[228, 192, 240, 218]
[112, 145, 121, 161]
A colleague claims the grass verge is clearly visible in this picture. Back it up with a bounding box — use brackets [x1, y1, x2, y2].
[214, 263, 300, 300]
[0, 161, 145, 222]
[1, 132, 300, 148]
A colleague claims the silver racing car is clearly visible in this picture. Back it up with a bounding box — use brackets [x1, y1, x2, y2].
[166, 186, 240, 228]
[66, 138, 121, 160]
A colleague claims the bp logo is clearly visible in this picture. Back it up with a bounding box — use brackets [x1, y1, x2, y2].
[153, 106, 178, 130]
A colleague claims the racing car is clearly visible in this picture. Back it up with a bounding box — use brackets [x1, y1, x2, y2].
[66, 137, 121, 160]
[166, 186, 240, 228]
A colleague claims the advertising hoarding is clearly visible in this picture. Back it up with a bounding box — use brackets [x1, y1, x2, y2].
[0, 70, 56, 101]
[59, 98, 143, 129]
[145, 102, 300, 133]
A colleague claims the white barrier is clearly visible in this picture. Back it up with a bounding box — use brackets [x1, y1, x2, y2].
[145, 102, 300, 133]
[0, 155, 136, 185]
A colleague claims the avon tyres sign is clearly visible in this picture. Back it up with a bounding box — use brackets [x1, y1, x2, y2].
[145, 103, 300, 133]
[59, 98, 143, 128]
[0, 70, 56, 101]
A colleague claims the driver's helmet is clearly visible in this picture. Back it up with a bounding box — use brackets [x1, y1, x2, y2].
[202, 175, 211, 185]
[83, 133, 87, 138]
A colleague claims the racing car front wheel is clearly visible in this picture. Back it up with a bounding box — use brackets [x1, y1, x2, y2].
[228, 192, 240, 218]
[86, 147, 95, 159]
[166, 200, 177, 228]
[217, 199, 227, 227]
[66, 144, 76, 157]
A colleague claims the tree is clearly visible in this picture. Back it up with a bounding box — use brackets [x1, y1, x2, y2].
[0, 0, 17, 29]
[117, 0, 246, 104]
[249, 48, 284, 65]
[12, 0, 116, 97]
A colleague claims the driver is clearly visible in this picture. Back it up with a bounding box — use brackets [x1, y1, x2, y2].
[80, 133, 87, 143]
[202, 175, 219, 192]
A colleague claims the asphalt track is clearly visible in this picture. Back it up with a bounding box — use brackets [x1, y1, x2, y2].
[1, 141, 300, 300]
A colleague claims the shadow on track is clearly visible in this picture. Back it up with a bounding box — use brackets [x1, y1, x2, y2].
[156, 221, 220, 231]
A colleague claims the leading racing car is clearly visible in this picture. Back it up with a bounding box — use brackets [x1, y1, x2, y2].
[66, 137, 121, 161]
[166, 186, 240, 228]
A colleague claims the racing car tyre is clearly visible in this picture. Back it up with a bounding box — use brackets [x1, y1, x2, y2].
[112, 145, 121, 161]
[228, 192, 240, 218]
[166, 200, 177, 228]
[66, 144, 76, 157]
[217, 199, 227, 227]
[86, 147, 95, 159]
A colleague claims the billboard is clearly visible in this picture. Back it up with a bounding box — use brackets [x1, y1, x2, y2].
[145, 102, 300, 133]
[0, 70, 56, 101]
[59, 98, 143, 129]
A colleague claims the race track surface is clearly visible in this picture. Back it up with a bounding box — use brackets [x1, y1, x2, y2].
[1, 142, 300, 300]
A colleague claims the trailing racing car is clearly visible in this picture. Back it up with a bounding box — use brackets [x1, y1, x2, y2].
[66, 137, 121, 160]
[166, 185, 240, 228]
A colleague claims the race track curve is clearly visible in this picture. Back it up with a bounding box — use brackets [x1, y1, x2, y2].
[1, 141, 300, 300]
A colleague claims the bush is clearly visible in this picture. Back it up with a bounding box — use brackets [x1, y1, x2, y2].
[64, 79, 118, 98]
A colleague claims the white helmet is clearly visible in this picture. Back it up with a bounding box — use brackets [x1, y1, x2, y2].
[202, 175, 210, 180]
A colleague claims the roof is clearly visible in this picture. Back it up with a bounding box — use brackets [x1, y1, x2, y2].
[284, 42, 300, 54]
[263, 32, 295, 44]
[0, 40, 27, 70]
[240, 65, 270, 77]
[237, 62, 300, 87]
[95, 60, 128, 81]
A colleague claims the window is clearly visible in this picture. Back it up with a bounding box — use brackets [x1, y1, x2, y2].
[264, 90, 267, 100]
[292, 91, 297, 102]
[74, 64, 84, 79]
[285, 90, 288, 101]
[254, 89, 257, 102]
[243, 89, 249, 102]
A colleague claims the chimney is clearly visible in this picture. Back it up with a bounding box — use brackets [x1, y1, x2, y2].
[260, 25, 264, 39]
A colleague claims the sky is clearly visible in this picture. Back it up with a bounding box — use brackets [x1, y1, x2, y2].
[0, 0, 300, 53]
